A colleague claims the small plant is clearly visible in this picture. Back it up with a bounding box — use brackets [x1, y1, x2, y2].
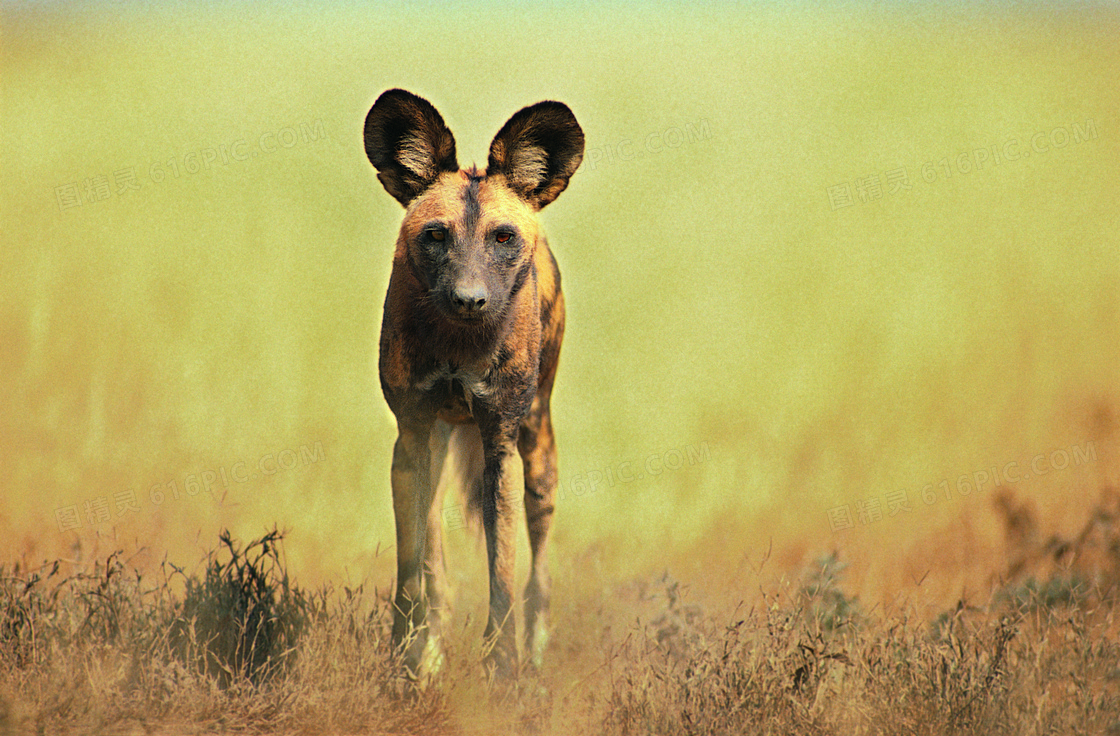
[999, 573, 1092, 613]
[169, 527, 314, 687]
[799, 552, 860, 633]
[0, 560, 63, 669]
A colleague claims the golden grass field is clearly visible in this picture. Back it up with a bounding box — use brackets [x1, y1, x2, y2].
[2, 2, 1119, 733]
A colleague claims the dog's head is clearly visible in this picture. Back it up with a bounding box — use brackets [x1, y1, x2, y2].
[364, 89, 583, 324]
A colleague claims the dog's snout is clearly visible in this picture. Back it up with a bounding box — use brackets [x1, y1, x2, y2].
[452, 283, 489, 315]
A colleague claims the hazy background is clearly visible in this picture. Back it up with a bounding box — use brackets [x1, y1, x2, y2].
[2, 1, 1118, 616]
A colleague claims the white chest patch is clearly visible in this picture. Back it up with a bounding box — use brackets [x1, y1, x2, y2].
[415, 362, 495, 411]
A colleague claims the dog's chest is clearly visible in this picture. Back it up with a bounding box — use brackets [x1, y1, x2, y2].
[415, 362, 494, 424]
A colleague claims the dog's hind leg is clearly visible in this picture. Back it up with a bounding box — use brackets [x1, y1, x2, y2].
[518, 393, 558, 671]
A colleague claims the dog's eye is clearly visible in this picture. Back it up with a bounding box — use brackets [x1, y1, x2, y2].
[428, 229, 446, 242]
[495, 231, 513, 244]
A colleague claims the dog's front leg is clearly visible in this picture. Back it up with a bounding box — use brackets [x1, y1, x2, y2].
[390, 416, 437, 678]
[477, 412, 522, 679]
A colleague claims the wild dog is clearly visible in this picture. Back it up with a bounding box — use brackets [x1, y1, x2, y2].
[363, 89, 583, 679]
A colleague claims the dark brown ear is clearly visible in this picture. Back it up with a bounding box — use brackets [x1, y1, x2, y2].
[364, 89, 459, 206]
[486, 101, 584, 210]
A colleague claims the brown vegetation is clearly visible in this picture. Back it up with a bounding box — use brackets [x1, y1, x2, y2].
[3, 486, 1120, 735]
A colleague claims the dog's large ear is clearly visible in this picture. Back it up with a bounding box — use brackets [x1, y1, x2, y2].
[487, 101, 584, 210]
[364, 89, 459, 206]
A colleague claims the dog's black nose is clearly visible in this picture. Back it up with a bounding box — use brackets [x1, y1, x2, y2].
[452, 284, 489, 315]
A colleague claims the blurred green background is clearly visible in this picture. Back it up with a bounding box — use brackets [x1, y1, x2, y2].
[2, 1, 1117, 600]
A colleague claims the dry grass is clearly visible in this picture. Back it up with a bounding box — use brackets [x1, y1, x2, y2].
[600, 577, 1115, 736]
[3, 488, 1120, 736]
